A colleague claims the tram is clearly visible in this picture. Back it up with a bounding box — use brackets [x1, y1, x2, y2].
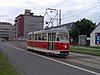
[26, 28, 70, 57]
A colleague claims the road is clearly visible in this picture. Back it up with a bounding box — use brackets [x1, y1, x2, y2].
[0, 41, 100, 75]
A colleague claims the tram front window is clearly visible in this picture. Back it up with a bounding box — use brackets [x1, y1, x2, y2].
[57, 33, 69, 41]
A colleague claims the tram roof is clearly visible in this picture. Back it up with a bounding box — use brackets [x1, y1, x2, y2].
[28, 32, 33, 35]
[33, 28, 69, 34]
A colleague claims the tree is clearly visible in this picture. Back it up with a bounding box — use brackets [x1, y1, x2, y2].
[69, 18, 96, 45]
[70, 18, 96, 37]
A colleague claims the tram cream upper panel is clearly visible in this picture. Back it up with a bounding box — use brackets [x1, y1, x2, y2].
[34, 28, 69, 34]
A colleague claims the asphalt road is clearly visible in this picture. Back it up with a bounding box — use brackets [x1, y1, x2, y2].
[0, 41, 100, 75]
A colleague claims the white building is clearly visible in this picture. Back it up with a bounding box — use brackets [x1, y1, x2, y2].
[90, 23, 100, 46]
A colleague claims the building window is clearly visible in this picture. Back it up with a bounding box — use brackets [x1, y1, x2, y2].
[95, 33, 100, 45]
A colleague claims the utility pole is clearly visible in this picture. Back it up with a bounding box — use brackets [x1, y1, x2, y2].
[98, 0, 100, 3]
[59, 9, 61, 26]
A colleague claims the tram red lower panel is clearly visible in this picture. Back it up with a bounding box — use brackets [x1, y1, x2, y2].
[33, 41, 48, 49]
[27, 41, 70, 52]
[54, 42, 70, 51]
[27, 40, 33, 46]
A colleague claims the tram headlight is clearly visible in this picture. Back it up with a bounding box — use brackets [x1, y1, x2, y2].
[65, 46, 67, 48]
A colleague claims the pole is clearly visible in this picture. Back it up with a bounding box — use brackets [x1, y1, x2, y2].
[59, 9, 61, 26]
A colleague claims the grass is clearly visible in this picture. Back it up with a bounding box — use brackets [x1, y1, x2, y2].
[0, 51, 19, 75]
[70, 46, 100, 56]
[77, 45, 100, 49]
[84, 46, 100, 49]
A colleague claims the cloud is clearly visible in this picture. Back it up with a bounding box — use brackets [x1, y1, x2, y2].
[0, 0, 100, 25]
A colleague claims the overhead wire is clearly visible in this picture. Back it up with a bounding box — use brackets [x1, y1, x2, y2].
[43, 0, 100, 24]
[8, 0, 39, 15]
[51, 0, 69, 8]
[7, 0, 100, 24]
[62, 2, 100, 19]
[43, 0, 69, 16]
[8, 0, 19, 11]
[63, 2, 100, 15]
[43, 0, 69, 26]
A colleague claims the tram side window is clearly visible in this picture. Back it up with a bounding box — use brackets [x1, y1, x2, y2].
[42, 33, 47, 41]
[57, 33, 69, 41]
[52, 33, 56, 41]
[35, 34, 38, 40]
[64, 33, 69, 41]
[57, 36, 59, 41]
[27, 35, 32, 40]
[38, 34, 41, 40]
[48, 33, 56, 41]
[27, 35, 29, 40]
[32, 34, 34, 40]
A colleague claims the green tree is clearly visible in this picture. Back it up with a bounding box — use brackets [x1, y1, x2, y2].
[69, 18, 96, 45]
[70, 18, 96, 37]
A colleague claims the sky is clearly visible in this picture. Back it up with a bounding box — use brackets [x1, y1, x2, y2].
[0, 0, 100, 25]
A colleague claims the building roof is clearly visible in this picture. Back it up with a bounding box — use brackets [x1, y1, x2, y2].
[57, 22, 74, 28]
[0, 22, 12, 25]
[91, 22, 100, 34]
[15, 10, 44, 19]
[45, 22, 74, 30]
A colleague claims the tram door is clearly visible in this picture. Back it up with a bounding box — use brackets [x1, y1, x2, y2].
[48, 33, 56, 50]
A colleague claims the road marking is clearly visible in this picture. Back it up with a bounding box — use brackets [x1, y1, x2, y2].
[4, 43, 100, 75]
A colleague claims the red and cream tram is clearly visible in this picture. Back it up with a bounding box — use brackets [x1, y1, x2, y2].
[26, 28, 70, 57]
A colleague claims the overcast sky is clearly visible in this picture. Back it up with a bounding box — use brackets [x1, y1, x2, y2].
[0, 0, 100, 25]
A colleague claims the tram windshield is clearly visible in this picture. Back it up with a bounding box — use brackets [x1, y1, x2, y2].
[57, 33, 69, 41]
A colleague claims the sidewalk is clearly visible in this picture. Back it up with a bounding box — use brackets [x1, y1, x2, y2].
[68, 52, 100, 70]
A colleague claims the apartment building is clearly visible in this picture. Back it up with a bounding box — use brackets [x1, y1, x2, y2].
[12, 24, 17, 40]
[0, 22, 12, 40]
[14, 9, 44, 40]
